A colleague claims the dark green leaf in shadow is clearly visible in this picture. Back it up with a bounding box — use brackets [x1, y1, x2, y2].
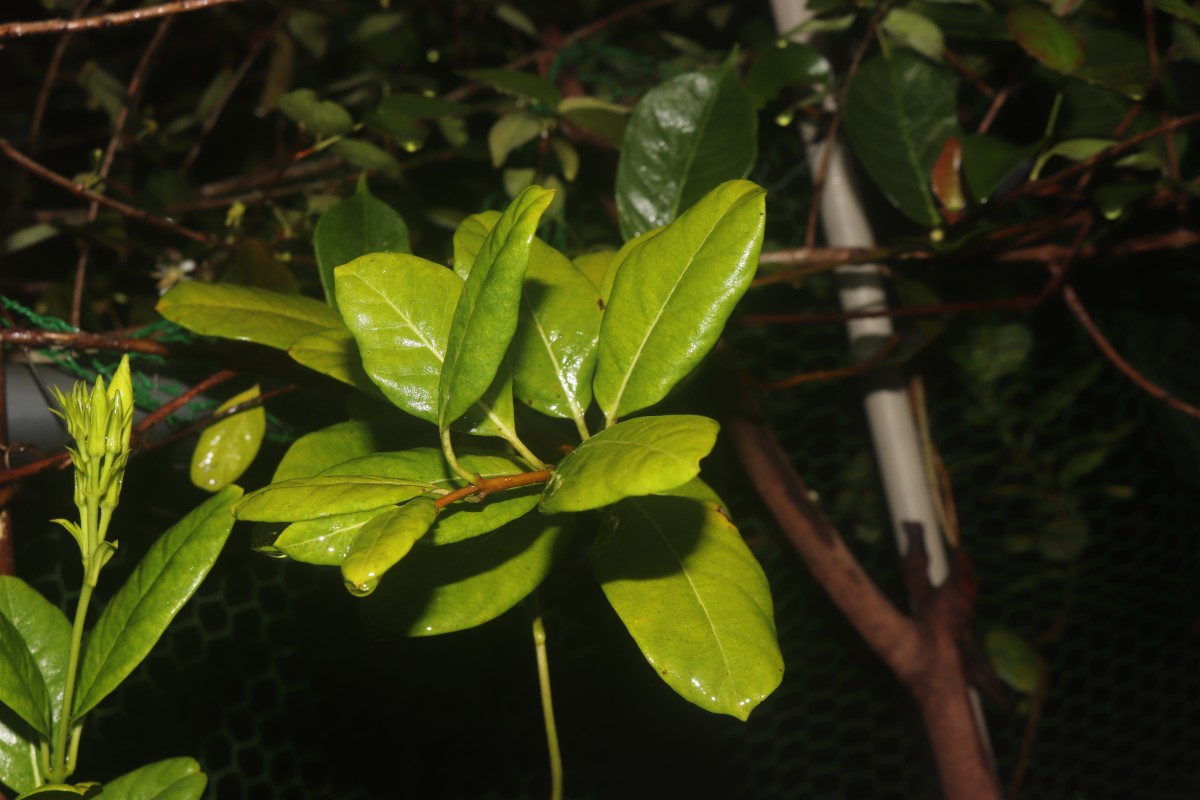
[745, 41, 831, 109]
[844, 52, 958, 227]
[330, 139, 402, 180]
[1007, 5, 1084, 74]
[278, 88, 353, 137]
[313, 176, 410, 312]
[961, 134, 1034, 202]
[591, 495, 782, 720]
[288, 328, 385, 398]
[74, 487, 242, 719]
[361, 513, 569, 637]
[615, 59, 757, 240]
[461, 68, 562, 108]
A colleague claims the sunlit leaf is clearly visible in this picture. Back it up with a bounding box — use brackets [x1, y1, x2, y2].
[157, 283, 342, 350]
[189, 384, 265, 492]
[592, 494, 782, 720]
[541, 416, 718, 513]
[74, 488, 241, 718]
[232, 476, 434, 522]
[288, 327, 384, 397]
[594, 181, 764, 421]
[101, 757, 206, 800]
[342, 497, 438, 596]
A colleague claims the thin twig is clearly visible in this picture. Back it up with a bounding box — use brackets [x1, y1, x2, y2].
[72, 16, 174, 328]
[977, 87, 1008, 136]
[0, 139, 224, 246]
[0, 329, 173, 356]
[182, 10, 288, 172]
[0, 0, 244, 40]
[28, 0, 93, 146]
[944, 47, 996, 98]
[131, 368, 237, 442]
[1061, 283, 1200, 421]
[434, 469, 553, 509]
[140, 382, 300, 452]
[744, 333, 902, 391]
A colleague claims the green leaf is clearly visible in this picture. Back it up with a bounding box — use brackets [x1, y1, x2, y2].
[313, 176, 411, 312]
[271, 420, 387, 482]
[342, 497, 438, 596]
[551, 137, 579, 182]
[3, 224, 60, 255]
[0, 610, 51, 738]
[374, 93, 469, 119]
[0, 708, 36, 796]
[495, 2, 537, 37]
[189, 384, 265, 492]
[1030, 138, 1114, 181]
[74, 487, 242, 719]
[0, 578, 69, 740]
[1070, 26, 1149, 100]
[288, 327, 384, 398]
[984, 629, 1042, 694]
[287, 10, 329, 59]
[557, 97, 628, 146]
[615, 59, 757, 240]
[277, 88, 353, 138]
[365, 108, 429, 151]
[593, 181, 764, 421]
[572, 251, 614, 292]
[273, 508, 391, 565]
[1154, 0, 1200, 23]
[745, 41, 831, 109]
[1007, 5, 1085, 73]
[101, 758, 206, 800]
[961, 134, 1034, 201]
[592, 495, 783, 720]
[17, 783, 100, 799]
[461, 68, 562, 108]
[459, 212, 603, 421]
[362, 513, 569, 637]
[438, 186, 555, 429]
[330, 139, 402, 180]
[540, 416, 718, 513]
[954, 323, 1033, 385]
[232, 476, 434, 522]
[882, 8, 945, 61]
[844, 52, 959, 227]
[321, 448, 539, 545]
[336, 253, 462, 422]
[488, 112, 545, 168]
[157, 283, 342, 351]
[221, 238, 300, 294]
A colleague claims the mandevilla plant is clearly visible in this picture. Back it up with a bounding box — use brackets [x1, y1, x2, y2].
[0, 356, 238, 798]
[157, 177, 783, 744]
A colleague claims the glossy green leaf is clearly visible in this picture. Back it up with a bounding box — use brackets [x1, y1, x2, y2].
[488, 112, 544, 168]
[362, 513, 569, 637]
[189, 384, 265, 492]
[745, 41, 831, 109]
[844, 52, 958, 227]
[541, 416, 718, 513]
[336, 253, 462, 423]
[232, 476, 434, 522]
[272, 420, 387, 482]
[459, 211, 603, 421]
[74, 487, 242, 719]
[0, 610, 50, 739]
[102, 757, 206, 800]
[157, 283, 342, 351]
[438, 186, 554, 429]
[278, 88, 353, 137]
[1007, 5, 1084, 73]
[593, 181, 764, 421]
[17, 783, 100, 798]
[615, 60, 757, 240]
[288, 328, 383, 398]
[322, 449, 537, 542]
[0, 577, 69, 746]
[0, 708, 36, 796]
[592, 495, 782, 720]
[572, 251, 614, 292]
[461, 68, 562, 108]
[273, 508, 391, 565]
[985, 629, 1042, 694]
[342, 497, 438, 596]
[330, 139, 402, 180]
[961, 134, 1034, 201]
[598, 228, 662, 304]
[451, 211, 496, 279]
[313, 176, 410, 312]
[882, 8, 945, 61]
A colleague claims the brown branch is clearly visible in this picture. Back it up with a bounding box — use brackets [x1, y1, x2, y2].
[0, 329, 173, 356]
[944, 47, 996, 98]
[28, 0, 92, 146]
[73, 16, 174, 328]
[434, 469, 553, 510]
[0, 139, 224, 246]
[0, 0, 244, 40]
[977, 87, 1008, 136]
[1061, 283, 1200, 421]
[744, 333, 902, 391]
[131, 368, 237, 443]
[0, 357, 13, 575]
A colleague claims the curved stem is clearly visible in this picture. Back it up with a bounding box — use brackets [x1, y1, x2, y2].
[531, 594, 563, 800]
